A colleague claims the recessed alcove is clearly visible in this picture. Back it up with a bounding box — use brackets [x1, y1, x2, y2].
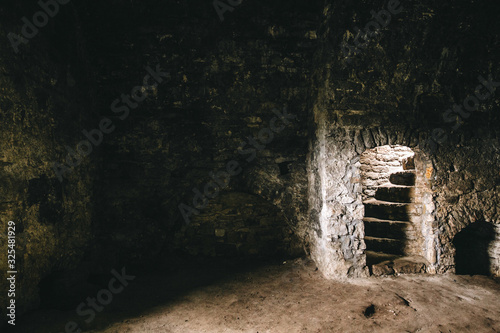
[360, 145, 436, 274]
[453, 221, 496, 276]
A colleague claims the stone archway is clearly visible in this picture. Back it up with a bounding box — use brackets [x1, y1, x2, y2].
[307, 126, 440, 278]
[360, 145, 437, 275]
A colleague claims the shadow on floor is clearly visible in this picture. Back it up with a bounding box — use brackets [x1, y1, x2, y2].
[6, 256, 293, 333]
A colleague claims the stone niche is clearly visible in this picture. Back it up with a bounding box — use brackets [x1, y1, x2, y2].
[453, 221, 500, 276]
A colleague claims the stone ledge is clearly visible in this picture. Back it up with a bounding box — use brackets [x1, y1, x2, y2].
[371, 256, 429, 276]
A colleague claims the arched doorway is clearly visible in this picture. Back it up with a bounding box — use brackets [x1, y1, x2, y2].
[360, 145, 436, 274]
[453, 221, 495, 275]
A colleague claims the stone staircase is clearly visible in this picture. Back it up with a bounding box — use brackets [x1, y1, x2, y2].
[363, 160, 427, 275]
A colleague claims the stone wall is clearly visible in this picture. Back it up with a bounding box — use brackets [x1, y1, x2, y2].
[307, 0, 500, 278]
[1, 1, 499, 321]
[84, 0, 319, 264]
[0, 1, 97, 322]
[177, 192, 303, 258]
[490, 224, 500, 275]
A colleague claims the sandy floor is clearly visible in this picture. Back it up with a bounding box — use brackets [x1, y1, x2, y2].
[7, 257, 500, 333]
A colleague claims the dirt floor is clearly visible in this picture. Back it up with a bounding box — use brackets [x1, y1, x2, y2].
[6, 257, 500, 333]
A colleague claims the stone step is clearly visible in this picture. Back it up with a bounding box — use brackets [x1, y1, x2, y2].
[363, 199, 413, 221]
[389, 170, 416, 186]
[374, 185, 414, 203]
[370, 255, 428, 276]
[363, 217, 414, 239]
[365, 250, 401, 266]
[364, 236, 406, 255]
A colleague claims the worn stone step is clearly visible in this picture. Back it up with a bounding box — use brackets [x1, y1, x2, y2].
[363, 217, 414, 239]
[363, 199, 413, 221]
[364, 236, 406, 255]
[374, 185, 414, 203]
[365, 250, 401, 266]
[389, 170, 416, 186]
[369, 255, 428, 276]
